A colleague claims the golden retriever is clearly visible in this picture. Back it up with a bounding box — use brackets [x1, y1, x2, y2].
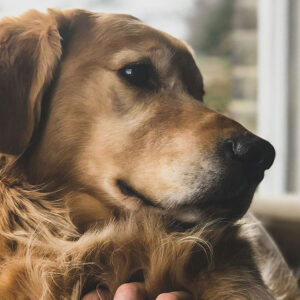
[0, 9, 299, 299]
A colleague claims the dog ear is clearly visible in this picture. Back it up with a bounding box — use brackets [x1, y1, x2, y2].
[0, 10, 62, 155]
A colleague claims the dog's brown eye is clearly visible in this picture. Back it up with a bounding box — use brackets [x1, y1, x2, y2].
[118, 62, 156, 89]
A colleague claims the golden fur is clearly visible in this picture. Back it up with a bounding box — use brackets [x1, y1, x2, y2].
[0, 9, 299, 299]
[0, 168, 274, 299]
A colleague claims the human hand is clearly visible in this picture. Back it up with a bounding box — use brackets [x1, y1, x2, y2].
[82, 282, 192, 300]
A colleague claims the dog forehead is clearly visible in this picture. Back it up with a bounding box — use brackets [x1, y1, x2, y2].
[53, 10, 203, 97]
[91, 12, 191, 65]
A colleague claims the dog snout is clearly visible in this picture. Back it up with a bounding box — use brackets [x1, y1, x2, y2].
[225, 135, 275, 169]
[223, 134, 275, 181]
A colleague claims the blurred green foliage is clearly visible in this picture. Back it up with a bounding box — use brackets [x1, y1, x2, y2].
[196, 56, 231, 113]
[205, 79, 231, 112]
[188, 0, 234, 112]
[189, 0, 234, 57]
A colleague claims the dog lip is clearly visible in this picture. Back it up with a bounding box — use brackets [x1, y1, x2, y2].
[218, 186, 255, 218]
[186, 180, 256, 221]
[246, 167, 265, 184]
[116, 179, 160, 208]
[222, 180, 250, 200]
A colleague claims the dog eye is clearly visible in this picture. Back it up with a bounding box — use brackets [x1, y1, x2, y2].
[118, 62, 156, 88]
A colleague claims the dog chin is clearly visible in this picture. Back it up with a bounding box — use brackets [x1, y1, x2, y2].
[170, 209, 205, 224]
[169, 187, 256, 225]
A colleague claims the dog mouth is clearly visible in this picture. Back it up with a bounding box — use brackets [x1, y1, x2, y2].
[116, 176, 257, 223]
[211, 184, 256, 220]
[200, 171, 262, 220]
[116, 179, 160, 208]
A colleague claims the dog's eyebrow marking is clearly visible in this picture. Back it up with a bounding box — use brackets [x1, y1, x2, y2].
[108, 50, 147, 70]
[108, 44, 171, 71]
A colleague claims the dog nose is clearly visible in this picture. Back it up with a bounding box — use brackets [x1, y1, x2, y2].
[224, 134, 275, 171]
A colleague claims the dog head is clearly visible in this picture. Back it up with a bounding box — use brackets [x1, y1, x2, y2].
[0, 9, 275, 225]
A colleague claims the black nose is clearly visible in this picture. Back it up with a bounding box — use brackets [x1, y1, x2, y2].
[225, 134, 275, 170]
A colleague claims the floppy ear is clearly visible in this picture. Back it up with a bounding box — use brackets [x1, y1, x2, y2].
[0, 10, 62, 155]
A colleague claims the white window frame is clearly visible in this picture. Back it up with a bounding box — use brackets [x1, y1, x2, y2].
[253, 0, 300, 219]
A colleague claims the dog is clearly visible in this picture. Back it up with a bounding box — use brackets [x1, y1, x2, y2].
[0, 9, 299, 299]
